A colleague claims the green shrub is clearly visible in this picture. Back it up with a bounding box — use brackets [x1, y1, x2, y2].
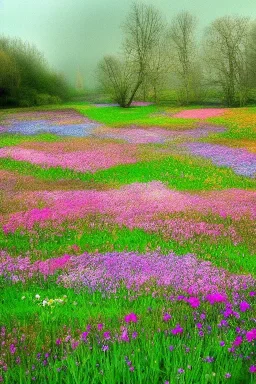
[35, 93, 52, 106]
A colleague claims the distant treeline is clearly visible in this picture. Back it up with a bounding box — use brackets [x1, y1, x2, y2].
[97, 2, 256, 107]
[0, 36, 70, 107]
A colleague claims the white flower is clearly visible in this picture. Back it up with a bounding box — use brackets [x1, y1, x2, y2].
[35, 294, 40, 300]
[42, 300, 48, 307]
[21, 296, 26, 300]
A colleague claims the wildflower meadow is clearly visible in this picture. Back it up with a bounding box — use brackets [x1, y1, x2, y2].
[0, 104, 255, 383]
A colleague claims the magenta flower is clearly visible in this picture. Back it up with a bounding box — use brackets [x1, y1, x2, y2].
[71, 341, 79, 350]
[225, 373, 231, 379]
[163, 313, 172, 322]
[103, 331, 111, 340]
[188, 297, 200, 308]
[246, 329, 256, 342]
[81, 332, 88, 341]
[239, 301, 251, 312]
[223, 308, 233, 318]
[171, 324, 183, 335]
[10, 344, 16, 354]
[56, 338, 62, 345]
[121, 329, 129, 342]
[206, 292, 227, 305]
[220, 341, 225, 347]
[249, 365, 256, 373]
[97, 323, 104, 331]
[124, 312, 138, 323]
[232, 336, 243, 347]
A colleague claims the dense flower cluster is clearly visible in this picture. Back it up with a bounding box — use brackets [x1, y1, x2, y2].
[0, 252, 71, 281]
[1, 110, 102, 137]
[57, 252, 255, 294]
[186, 143, 256, 177]
[0, 143, 139, 172]
[174, 109, 227, 119]
[1, 251, 254, 295]
[2, 182, 255, 233]
[95, 125, 226, 144]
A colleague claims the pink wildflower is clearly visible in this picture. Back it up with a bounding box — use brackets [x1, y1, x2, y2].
[232, 336, 243, 347]
[239, 301, 251, 312]
[121, 329, 129, 342]
[171, 324, 183, 335]
[246, 329, 256, 342]
[188, 297, 200, 308]
[97, 323, 104, 331]
[206, 293, 227, 305]
[124, 312, 138, 323]
[163, 313, 172, 322]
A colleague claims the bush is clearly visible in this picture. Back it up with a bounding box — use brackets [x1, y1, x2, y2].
[19, 99, 32, 107]
[17, 87, 37, 106]
[35, 93, 52, 106]
[49, 95, 61, 104]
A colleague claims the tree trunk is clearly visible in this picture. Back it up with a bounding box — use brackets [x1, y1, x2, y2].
[126, 79, 143, 107]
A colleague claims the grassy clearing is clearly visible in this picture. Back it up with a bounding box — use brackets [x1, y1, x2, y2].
[0, 153, 255, 191]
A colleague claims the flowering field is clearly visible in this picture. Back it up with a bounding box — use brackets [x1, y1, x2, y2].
[0, 104, 255, 383]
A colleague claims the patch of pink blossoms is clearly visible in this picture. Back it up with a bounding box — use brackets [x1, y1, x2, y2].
[0, 144, 139, 172]
[1, 182, 255, 233]
[174, 109, 227, 119]
[56, 251, 255, 294]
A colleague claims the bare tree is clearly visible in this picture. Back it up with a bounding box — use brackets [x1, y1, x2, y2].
[204, 16, 251, 106]
[245, 21, 256, 103]
[168, 11, 198, 105]
[97, 55, 135, 107]
[145, 35, 170, 103]
[121, 2, 164, 107]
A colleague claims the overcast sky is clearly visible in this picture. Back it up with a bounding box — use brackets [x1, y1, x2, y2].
[1, 0, 256, 88]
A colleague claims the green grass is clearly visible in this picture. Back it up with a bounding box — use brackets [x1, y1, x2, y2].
[0, 222, 254, 275]
[74, 104, 196, 128]
[0, 153, 254, 191]
[0, 281, 255, 384]
[0, 133, 61, 147]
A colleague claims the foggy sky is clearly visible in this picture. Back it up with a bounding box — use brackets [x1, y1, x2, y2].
[1, 0, 256, 88]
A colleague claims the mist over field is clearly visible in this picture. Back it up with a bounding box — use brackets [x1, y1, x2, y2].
[1, 0, 256, 88]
